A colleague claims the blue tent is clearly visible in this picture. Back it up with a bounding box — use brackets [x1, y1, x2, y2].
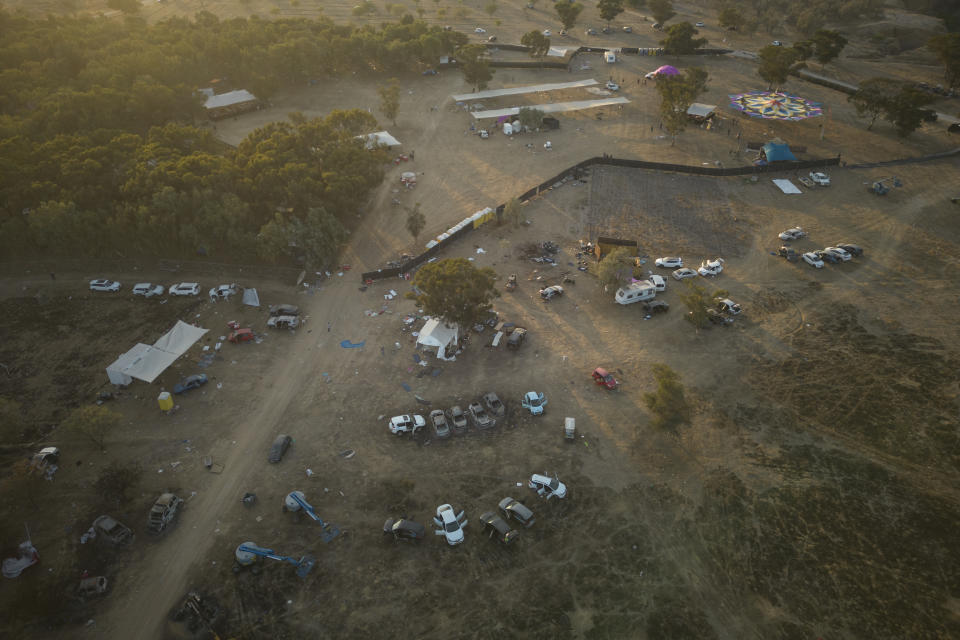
[761, 141, 796, 162]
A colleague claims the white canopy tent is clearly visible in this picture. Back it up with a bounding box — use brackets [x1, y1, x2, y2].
[416, 319, 459, 361]
[359, 131, 402, 149]
[106, 320, 209, 385]
[687, 103, 717, 119]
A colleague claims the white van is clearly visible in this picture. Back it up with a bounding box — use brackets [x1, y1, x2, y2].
[615, 281, 656, 305]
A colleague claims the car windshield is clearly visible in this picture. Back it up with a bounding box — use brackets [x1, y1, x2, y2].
[445, 521, 459, 533]
[530, 396, 542, 406]
[548, 478, 559, 490]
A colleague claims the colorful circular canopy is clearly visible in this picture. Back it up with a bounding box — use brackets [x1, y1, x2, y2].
[654, 65, 680, 76]
[728, 91, 823, 121]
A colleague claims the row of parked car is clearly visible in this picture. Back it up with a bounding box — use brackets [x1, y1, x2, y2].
[89, 279, 239, 299]
[653, 256, 726, 279]
[777, 227, 864, 269]
[389, 392, 508, 437]
[385, 474, 567, 546]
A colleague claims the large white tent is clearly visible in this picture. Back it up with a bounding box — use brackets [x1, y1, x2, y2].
[416, 319, 459, 361]
[106, 320, 208, 385]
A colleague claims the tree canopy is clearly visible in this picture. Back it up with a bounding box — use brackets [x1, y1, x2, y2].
[810, 30, 849, 65]
[655, 67, 709, 144]
[597, 0, 625, 25]
[642, 364, 690, 431]
[521, 30, 551, 62]
[555, 2, 585, 31]
[660, 22, 708, 55]
[757, 45, 801, 88]
[648, 0, 676, 25]
[456, 44, 494, 91]
[927, 33, 960, 89]
[409, 258, 500, 331]
[848, 78, 935, 136]
[378, 79, 401, 126]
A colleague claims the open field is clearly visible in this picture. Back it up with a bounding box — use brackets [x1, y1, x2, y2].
[2, 2, 960, 639]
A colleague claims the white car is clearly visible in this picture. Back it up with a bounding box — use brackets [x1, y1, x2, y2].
[823, 246, 851, 262]
[646, 274, 666, 292]
[622, 26, 632, 33]
[169, 282, 200, 296]
[802, 252, 824, 268]
[655, 257, 683, 268]
[772, 40, 783, 46]
[539, 285, 564, 300]
[433, 504, 467, 545]
[209, 283, 238, 300]
[542, 29, 551, 37]
[132, 283, 164, 298]
[474, 27, 486, 34]
[90, 279, 121, 292]
[778, 227, 807, 241]
[716, 298, 742, 315]
[809, 171, 831, 186]
[529, 473, 567, 500]
[698, 258, 725, 277]
[672, 268, 697, 281]
[605, 81, 620, 91]
[388, 414, 425, 435]
[695, 21, 705, 27]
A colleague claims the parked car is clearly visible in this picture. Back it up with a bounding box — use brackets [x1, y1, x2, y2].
[540, 285, 564, 300]
[778, 246, 799, 262]
[815, 250, 841, 264]
[269, 304, 300, 316]
[655, 256, 683, 268]
[90, 279, 121, 292]
[836, 243, 863, 257]
[772, 40, 783, 46]
[483, 392, 505, 417]
[592, 368, 618, 390]
[388, 415, 426, 435]
[433, 504, 467, 545]
[384, 517, 426, 541]
[429, 409, 450, 438]
[585, 27, 598, 35]
[698, 258, 725, 277]
[529, 473, 567, 499]
[605, 81, 620, 91]
[468, 402, 495, 429]
[542, 29, 551, 37]
[93, 515, 135, 546]
[30, 447, 60, 472]
[447, 406, 468, 434]
[716, 298, 743, 315]
[77, 576, 109, 600]
[779, 227, 807, 241]
[647, 274, 666, 292]
[228, 328, 255, 343]
[268, 434, 292, 462]
[173, 373, 208, 395]
[474, 27, 486, 34]
[672, 268, 697, 280]
[209, 284, 238, 299]
[521, 391, 547, 415]
[499, 497, 536, 528]
[798, 176, 815, 188]
[623, 25, 633, 32]
[601, 26, 613, 34]
[267, 315, 300, 329]
[132, 283, 164, 298]
[507, 328, 527, 349]
[169, 282, 200, 296]
[644, 300, 670, 314]
[487, 35, 497, 42]
[706, 308, 731, 325]
[823, 246, 852, 262]
[559, 29, 568, 36]
[802, 252, 824, 268]
[695, 21, 705, 27]
[809, 171, 831, 186]
[479, 511, 519, 544]
[146, 493, 183, 535]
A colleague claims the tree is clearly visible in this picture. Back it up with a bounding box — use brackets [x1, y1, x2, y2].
[595, 247, 634, 289]
[655, 67, 709, 144]
[597, 0, 624, 26]
[660, 22, 707, 55]
[94, 462, 142, 508]
[717, 6, 741, 30]
[484, 0, 497, 18]
[555, 2, 584, 31]
[811, 29, 848, 65]
[795, 9, 826, 38]
[517, 107, 546, 130]
[849, 78, 934, 136]
[648, 0, 675, 26]
[378, 78, 401, 126]
[849, 77, 899, 130]
[677, 280, 727, 329]
[642, 364, 690, 431]
[408, 258, 500, 332]
[521, 30, 551, 65]
[927, 33, 960, 90]
[757, 45, 800, 88]
[62, 405, 121, 451]
[503, 198, 523, 227]
[792, 40, 815, 62]
[257, 207, 348, 267]
[406, 202, 426, 243]
[456, 44, 494, 90]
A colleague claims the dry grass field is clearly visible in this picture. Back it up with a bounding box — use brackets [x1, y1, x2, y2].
[1, 2, 960, 640]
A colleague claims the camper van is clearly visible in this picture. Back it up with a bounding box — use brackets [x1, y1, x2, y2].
[604, 51, 616, 63]
[615, 281, 656, 305]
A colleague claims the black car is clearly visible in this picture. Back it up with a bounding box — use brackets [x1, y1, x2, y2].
[836, 243, 863, 257]
[499, 497, 536, 528]
[705, 309, 730, 326]
[173, 374, 208, 395]
[814, 250, 840, 264]
[383, 518, 426, 541]
[268, 435, 292, 463]
[479, 511, 519, 544]
[644, 300, 669, 314]
[507, 328, 527, 350]
[269, 304, 300, 317]
[778, 246, 799, 262]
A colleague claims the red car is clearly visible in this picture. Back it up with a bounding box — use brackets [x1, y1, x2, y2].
[228, 328, 255, 343]
[592, 367, 618, 390]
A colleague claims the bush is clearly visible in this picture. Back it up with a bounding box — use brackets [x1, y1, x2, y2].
[642, 364, 690, 430]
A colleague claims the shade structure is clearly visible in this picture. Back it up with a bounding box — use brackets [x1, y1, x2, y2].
[654, 65, 680, 76]
[728, 90, 823, 121]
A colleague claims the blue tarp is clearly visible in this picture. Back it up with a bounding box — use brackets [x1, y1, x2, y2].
[340, 340, 365, 349]
[762, 141, 796, 162]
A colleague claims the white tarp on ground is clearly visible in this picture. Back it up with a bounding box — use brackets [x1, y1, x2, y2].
[471, 97, 629, 120]
[204, 89, 257, 110]
[547, 47, 573, 57]
[242, 288, 260, 307]
[106, 321, 209, 385]
[416, 319, 459, 361]
[687, 103, 717, 118]
[772, 179, 803, 194]
[359, 131, 401, 149]
[452, 79, 598, 102]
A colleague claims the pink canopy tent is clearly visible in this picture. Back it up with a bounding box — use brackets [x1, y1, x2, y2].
[654, 65, 679, 76]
